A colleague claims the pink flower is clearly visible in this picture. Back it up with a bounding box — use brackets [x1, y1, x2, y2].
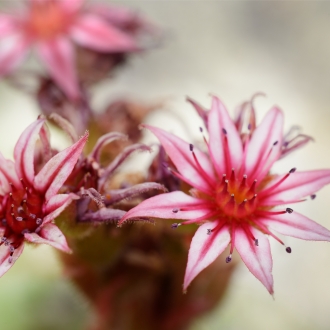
[0, 0, 139, 99]
[119, 96, 330, 294]
[0, 118, 88, 277]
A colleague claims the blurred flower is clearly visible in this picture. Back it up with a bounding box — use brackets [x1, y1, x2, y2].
[0, 118, 88, 276]
[0, 0, 140, 99]
[119, 95, 330, 294]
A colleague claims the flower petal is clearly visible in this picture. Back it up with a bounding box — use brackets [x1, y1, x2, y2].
[34, 132, 88, 200]
[36, 37, 79, 100]
[59, 0, 84, 13]
[235, 227, 274, 294]
[24, 224, 71, 253]
[43, 193, 78, 224]
[244, 107, 283, 182]
[70, 14, 137, 52]
[260, 211, 330, 241]
[0, 33, 31, 76]
[183, 221, 230, 291]
[89, 132, 127, 162]
[118, 191, 213, 226]
[0, 243, 24, 278]
[144, 125, 215, 194]
[14, 119, 45, 186]
[0, 153, 21, 189]
[79, 208, 126, 223]
[98, 143, 151, 189]
[207, 96, 243, 176]
[0, 14, 19, 38]
[261, 170, 330, 205]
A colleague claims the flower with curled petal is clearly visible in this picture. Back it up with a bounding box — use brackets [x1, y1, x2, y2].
[0, 0, 140, 99]
[0, 118, 88, 276]
[119, 95, 330, 294]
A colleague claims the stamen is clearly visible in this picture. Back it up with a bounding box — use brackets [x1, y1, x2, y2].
[259, 168, 296, 198]
[36, 218, 42, 225]
[225, 254, 232, 263]
[286, 208, 293, 214]
[255, 239, 259, 246]
[16, 217, 23, 221]
[171, 223, 181, 229]
[199, 127, 203, 133]
[286, 247, 292, 253]
[311, 194, 316, 200]
[189, 144, 194, 152]
[222, 128, 227, 135]
[191, 149, 215, 187]
[207, 229, 213, 235]
[273, 141, 278, 146]
[172, 208, 179, 213]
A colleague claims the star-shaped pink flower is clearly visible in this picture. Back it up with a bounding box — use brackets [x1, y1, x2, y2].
[0, 0, 139, 99]
[119, 96, 330, 294]
[0, 118, 88, 276]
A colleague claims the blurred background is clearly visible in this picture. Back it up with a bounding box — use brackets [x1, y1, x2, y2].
[1, 1, 330, 329]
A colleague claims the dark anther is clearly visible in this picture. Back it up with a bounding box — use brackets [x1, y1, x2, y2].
[2, 219, 6, 225]
[1, 237, 6, 242]
[286, 247, 292, 253]
[21, 229, 30, 235]
[273, 141, 278, 146]
[207, 229, 213, 235]
[225, 255, 232, 263]
[189, 144, 194, 151]
[172, 208, 179, 213]
[36, 218, 42, 225]
[171, 223, 179, 229]
[311, 194, 316, 200]
[9, 246, 15, 253]
[286, 208, 293, 214]
[199, 127, 203, 132]
[248, 123, 251, 130]
[8, 257, 13, 264]
[289, 168, 296, 173]
[255, 239, 259, 246]
[222, 128, 227, 135]
[16, 217, 23, 221]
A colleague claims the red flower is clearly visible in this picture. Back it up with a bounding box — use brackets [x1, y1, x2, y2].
[0, 118, 87, 276]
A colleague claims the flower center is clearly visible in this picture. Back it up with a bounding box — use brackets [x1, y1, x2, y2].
[27, 1, 72, 39]
[2, 181, 44, 237]
[215, 169, 257, 219]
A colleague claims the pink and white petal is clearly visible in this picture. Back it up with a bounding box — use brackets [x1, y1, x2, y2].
[244, 107, 283, 183]
[14, 119, 45, 186]
[36, 37, 80, 100]
[235, 227, 274, 294]
[0, 34, 31, 76]
[183, 222, 230, 291]
[0, 243, 24, 278]
[24, 224, 71, 253]
[260, 212, 330, 241]
[261, 170, 330, 205]
[70, 14, 137, 52]
[118, 191, 213, 226]
[144, 125, 215, 193]
[208, 96, 243, 175]
[0, 153, 21, 189]
[43, 193, 78, 224]
[0, 14, 19, 37]
[34, 132, 88, 200]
